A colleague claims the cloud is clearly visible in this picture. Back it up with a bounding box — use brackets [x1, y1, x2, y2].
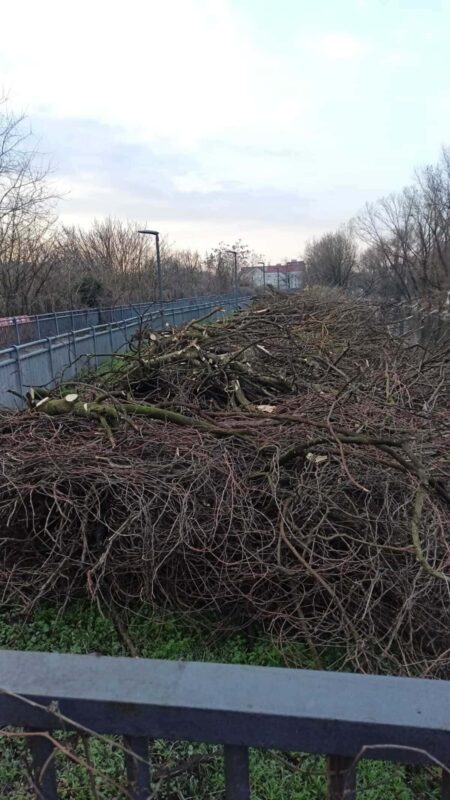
[0, 0, 310, 153]
[36, 116, 311, 232]
[2, 0, 450, 261]
[300, 32, 368, 60]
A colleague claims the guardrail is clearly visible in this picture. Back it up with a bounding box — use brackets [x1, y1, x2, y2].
[0, 649, 449, 799]
[0, 296, 252, 409]
[0, 291, 249, 348]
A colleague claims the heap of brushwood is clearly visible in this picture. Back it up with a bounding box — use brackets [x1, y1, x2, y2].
[0, 288, 449, 676]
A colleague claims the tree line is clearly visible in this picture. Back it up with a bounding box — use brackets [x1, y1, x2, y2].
[0, 101, 261, 316]
[305, 148, 450, 301]
[2, 99, 449, 314]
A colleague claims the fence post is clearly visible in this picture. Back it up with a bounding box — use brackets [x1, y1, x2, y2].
[72, 330, 77, 365]
[28, 733, 58, 800]
[123, 736, 150, 800]
[36, 315, 41, 340]
[13, 317, 20, 345]
[46, 338, 54, 378]
[54, 312, 60, 336]
[327, 755, 356, 800]
[12, 345, 24, 399]
[224, 745, 250, 800]
[91, 326, 98, 369]
[442, 769, 450, 800]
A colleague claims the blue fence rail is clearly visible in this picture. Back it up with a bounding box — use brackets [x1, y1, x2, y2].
[0, 292, 248, 348]
[0, 649, 449, 799]
[0, 295, 252, 409]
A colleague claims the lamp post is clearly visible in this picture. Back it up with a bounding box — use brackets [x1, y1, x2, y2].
[257, 261, 266, 289]
[138, 229, 162, 307]
[225, 249, 239, 308]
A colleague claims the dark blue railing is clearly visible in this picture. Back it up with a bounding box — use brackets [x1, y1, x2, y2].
[0, 650, 449, 799]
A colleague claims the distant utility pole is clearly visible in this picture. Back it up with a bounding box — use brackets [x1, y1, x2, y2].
[138, 229, 162, 307]
[257, 261, 266, 289]
[225, 249, 239, 308]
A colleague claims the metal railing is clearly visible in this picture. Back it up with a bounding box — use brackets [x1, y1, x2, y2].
[0, 649, 449, 799]
[0, 291, 249, 348]
[0, 295, 252, 409]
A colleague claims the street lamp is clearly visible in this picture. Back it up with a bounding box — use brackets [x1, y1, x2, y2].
[138, 229, 162, 307]
[256, 261, 266, 289]
[225, 249, 239, 308]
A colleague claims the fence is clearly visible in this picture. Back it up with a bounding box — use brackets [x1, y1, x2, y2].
[0, 291, 249, 348]
[0, 649, 449, 799]
[0, 295, 252, 409]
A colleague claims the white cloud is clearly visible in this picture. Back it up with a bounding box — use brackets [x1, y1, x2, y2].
[173, 173, 223, 194]
[300, 32, 368, 60]
[0, 0, 310, 153]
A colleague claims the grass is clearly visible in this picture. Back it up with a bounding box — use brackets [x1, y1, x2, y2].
[0, 603, 441, 799]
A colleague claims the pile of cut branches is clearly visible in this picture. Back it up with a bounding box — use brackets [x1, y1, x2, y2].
[0, 288, 449, 676]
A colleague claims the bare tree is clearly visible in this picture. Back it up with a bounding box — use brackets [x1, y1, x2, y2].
[305, 229, 357, 288]
[56, 219, 157, 307]
[205, 240, 262, 293]
[0, 99, 57, 315]
[355, 149, 450, 301]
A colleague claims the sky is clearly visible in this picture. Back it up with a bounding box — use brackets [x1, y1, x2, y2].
[1, 0, 449, 261]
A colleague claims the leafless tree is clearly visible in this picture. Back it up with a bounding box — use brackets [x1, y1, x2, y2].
[0, 99, 57, 315]
[56, 219, 157, 307]
[355, 149, 450, 300]
[205, 240, 262, 293]
[305, 229, 357, 289]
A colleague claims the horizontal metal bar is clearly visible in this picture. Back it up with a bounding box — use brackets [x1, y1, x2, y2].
[0, 651, 449, 765]
[1, 291, 249, 327]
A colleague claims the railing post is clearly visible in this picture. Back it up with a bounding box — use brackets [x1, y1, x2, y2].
[123, 736, 150, 800]
[91, 326, 97, 369]
[72, 330, 77, 365]
[13, 317, 20, 345]
[28, 733, 58, 800]
[12, 345, 24, 399]
[224, 745, 250, 800]
[442, 769, 450, 800]
[46, 337, 54, 378]
[327, 755, 356, 800]
[54, 312, 59, 336]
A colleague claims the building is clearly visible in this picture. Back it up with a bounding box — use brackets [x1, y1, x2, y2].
[241, 260, 305, 290]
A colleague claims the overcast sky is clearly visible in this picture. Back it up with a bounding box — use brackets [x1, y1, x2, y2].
[1, 0, 449, 261]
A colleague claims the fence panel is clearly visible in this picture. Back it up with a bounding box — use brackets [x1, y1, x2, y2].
[0, 291, 250, 348]
[0, 296, 252, 409]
